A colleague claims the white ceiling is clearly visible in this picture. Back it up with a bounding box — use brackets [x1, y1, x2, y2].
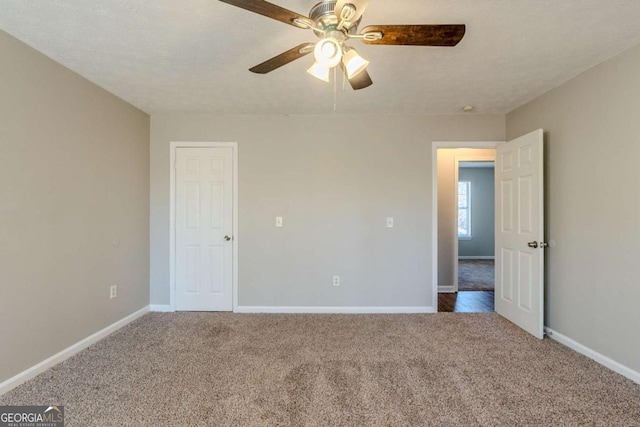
[2, 0, 640, 115]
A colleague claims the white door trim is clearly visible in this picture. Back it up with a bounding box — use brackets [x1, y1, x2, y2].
[169, 141, 239, 312]
[432, 141, 502, 306]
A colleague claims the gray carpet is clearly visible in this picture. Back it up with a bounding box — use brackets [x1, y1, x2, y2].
[458, 260, 495, 291]
[1, 313, 640, 426]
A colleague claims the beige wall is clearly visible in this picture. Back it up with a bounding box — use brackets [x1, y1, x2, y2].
[0, 31, 150, 383]
[507, 42, 640, 372]
[151, 115, 505, 308]
[437, 149, 496, 287]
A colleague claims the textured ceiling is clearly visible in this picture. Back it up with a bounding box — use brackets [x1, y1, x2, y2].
[2, 0, 640, 115]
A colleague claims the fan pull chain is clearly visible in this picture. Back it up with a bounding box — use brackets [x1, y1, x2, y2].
[333, 67, 337, 112]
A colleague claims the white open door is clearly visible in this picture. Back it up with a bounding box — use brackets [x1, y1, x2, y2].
[495, 129, 545, 338]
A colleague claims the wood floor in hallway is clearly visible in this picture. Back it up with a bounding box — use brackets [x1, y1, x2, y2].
[438, 291, 494, 312]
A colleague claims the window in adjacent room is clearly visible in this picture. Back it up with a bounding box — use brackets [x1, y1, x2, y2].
[458, 181, 471, 239]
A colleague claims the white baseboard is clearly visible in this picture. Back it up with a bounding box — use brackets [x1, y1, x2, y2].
[150, 304, 174, 312]
[236, 306, 436, 314]
[545, 327, 640, 385]
[0, 306, 150, 396]
[438, 286, 456, 293]
[458, 256, 495, 260]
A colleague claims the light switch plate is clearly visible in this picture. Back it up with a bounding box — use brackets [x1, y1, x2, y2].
[386, 217, 394, 228]
[275, 216, 283, 227]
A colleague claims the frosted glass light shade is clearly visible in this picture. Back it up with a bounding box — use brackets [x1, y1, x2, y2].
[307, 61, 330, 82]
[314, 38, 343, 68]
[343, 48, 369, 79]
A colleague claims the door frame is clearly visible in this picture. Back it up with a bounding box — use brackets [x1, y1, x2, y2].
[432, 141, 502, 307]
[169, 141, 239, 312]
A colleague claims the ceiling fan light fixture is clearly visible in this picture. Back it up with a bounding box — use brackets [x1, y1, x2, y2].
[343, 48, 369, 79]
[307, 61, 331, 82]
[314, 37, 343, 68]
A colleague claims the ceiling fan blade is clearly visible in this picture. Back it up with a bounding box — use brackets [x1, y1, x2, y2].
[361, 25, 466, 46]
[335, 0, 371, 27]
[340, 64, 373, 90]
[219, 0, 312, 28]
[249, 43, 314, 74]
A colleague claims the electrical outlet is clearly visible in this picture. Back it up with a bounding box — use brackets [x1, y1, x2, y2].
[333, 276, 340, 287]
[110, 285, 117, 299]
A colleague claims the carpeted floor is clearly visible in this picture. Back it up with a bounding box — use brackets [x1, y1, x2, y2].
[2, 313, 640, 426]
[458, 259, 495, 291]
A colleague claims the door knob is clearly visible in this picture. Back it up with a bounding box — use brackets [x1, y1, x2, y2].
[527, 241, 549, 249]
[224, 235, 232, 241]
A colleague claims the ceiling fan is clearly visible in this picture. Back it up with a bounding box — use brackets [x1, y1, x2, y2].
[219, 0, 466, 90]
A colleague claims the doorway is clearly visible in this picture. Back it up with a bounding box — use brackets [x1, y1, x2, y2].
[432, 143, 499, 313]
[433, 132, 545, 337]
[453, 160, 496, 311]
[451, 156, 497, 299]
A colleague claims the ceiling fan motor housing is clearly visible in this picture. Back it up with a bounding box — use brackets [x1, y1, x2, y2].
[309, 1, 336, 21]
